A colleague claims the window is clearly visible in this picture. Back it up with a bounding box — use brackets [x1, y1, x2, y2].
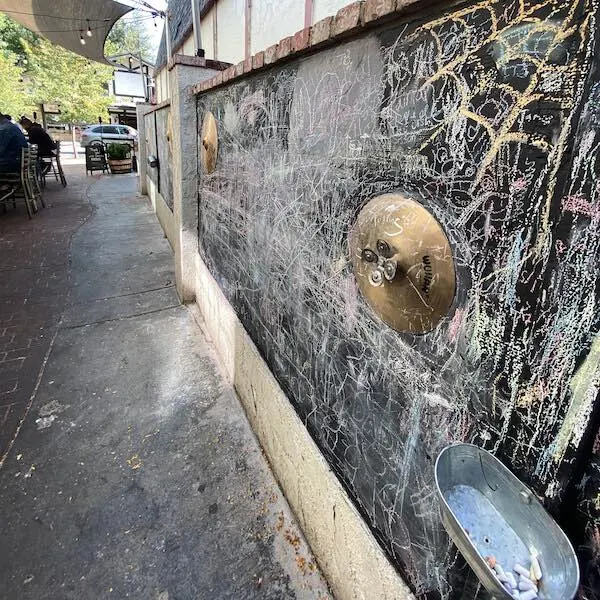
[102, 126, 119, 135]
[91, 126, 103, 133]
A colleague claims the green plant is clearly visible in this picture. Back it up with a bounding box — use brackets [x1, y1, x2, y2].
[106, 143, 130, 161]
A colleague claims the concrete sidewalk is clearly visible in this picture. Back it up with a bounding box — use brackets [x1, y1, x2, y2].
[0, 163, 331, 600]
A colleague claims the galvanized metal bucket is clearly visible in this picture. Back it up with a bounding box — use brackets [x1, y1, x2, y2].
[435, 444, 579, 600]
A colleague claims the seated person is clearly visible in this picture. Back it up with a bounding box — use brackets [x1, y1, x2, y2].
[19, 116, 56, 174]
[0, 111, 28, 173]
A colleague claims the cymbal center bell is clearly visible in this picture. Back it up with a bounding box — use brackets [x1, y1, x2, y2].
[350, 193, 456, 334]
[361, 239, 405, 287]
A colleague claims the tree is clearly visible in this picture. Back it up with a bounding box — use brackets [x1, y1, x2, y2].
[106, 10, 155, 63]
[0, 10, 157, 125]
[0, 14, 35, 117]
[23, 37, 113, 123]
[0, 13, 37, 64]
[0, 51, 33, 118]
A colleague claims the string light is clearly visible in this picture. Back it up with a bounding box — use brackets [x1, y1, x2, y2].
[15, 15, 158, 35]
[79, 32, 86, 45]
[86, 20, 93, 37]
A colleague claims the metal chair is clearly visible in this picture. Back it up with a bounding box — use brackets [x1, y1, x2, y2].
[28, 144, 45, 208]
[0, 185, 15, 212]
[0, 147, 38, 218]
[41, 141, 67, 187]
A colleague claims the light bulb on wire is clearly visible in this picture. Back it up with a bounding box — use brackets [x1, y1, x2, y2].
[80, 32, 86, 45]
[86, 20, 92, 37]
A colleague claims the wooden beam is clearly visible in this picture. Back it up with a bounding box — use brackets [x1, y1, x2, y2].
[304, 0, 313, 28]
[245, 0, 252, 59]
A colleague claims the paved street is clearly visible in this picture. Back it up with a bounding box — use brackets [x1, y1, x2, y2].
[0, 161, 331, 600]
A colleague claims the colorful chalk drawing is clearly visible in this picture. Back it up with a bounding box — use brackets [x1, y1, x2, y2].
[196, 0, 600, 596]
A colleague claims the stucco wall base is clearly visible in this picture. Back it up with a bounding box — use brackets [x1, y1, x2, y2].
[192, 253, 415, 600]
[147, 178, 176, 249]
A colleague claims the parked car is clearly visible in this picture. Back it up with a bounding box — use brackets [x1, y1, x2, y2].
[80, 124, 138, 148]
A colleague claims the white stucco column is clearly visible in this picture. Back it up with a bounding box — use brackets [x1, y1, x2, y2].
[168, 55, 224, 303]
[135, 102, 153, 196]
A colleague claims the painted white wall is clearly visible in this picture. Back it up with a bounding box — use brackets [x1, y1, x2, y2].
[182, 35, 195, 55]
[251, 0, 304, 55]
[201, 6, 216, 60]
[153, 0, 354, 100]
[312, 0, 349, 22]
[216, 0, 245, 64]
[156, 68, 170, 103]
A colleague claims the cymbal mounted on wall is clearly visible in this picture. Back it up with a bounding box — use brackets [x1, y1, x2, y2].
[200, 111, 218, 174]
[166, 111, 173, 150]
[349, 193, 456, 334]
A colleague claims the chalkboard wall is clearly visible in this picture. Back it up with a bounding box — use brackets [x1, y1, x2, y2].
[196, 0, 600, 596]
[145, 106, 173, 210]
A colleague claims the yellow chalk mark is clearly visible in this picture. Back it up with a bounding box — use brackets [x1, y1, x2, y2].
[127, 454, 142, 470]
[553, 334, 600, 463]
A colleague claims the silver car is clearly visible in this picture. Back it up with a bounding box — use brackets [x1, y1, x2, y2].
[80, 124, 138, 148]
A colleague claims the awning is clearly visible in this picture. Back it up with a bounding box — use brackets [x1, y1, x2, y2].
[0, 0, 133, 65]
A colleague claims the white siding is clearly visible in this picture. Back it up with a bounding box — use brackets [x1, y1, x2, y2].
[216, 0, 245, 64]
[201, 6, 216, 59]
[251, 0, 304, 55]
[181, 35, 195, 55]
[155, 68, 170, 103]
[312, 0, 349, 22]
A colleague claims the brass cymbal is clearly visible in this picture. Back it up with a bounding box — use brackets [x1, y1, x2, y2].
[200, 111, 218, 174]
[166, 111, 173, 149]
[349, 193, 456, 334]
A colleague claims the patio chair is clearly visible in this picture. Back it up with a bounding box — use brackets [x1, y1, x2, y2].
[0, 147, 38, 218]
[28, 144, 45, 208]
[0, 184, 15, 212]
[41, 141, 67, 187]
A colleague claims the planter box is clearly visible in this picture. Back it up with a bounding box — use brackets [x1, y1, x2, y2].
[108, 158, 132, 174]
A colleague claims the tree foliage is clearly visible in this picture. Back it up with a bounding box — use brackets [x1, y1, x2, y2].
[0, 14, 34, 117]
[23, 38, 113, 124]
[0, 13, 36, 63]
[106, 10, 155, 63]
[0, 10, 155, 123]
[0, 51, 31, 118]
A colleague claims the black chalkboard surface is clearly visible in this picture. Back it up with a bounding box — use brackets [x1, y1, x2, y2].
[85, 144, 108, 175]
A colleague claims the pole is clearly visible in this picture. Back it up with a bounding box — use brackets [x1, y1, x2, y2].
[71, 124, 78, 159]
[191, 0, 203, 57]
[140, 52, 148, 102]
[165, 11, 172, 60]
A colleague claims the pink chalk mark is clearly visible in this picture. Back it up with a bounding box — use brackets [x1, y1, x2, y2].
[562, 194, 600, 220]
[448, 308, 464, 343]
[511, 177, 528, 192]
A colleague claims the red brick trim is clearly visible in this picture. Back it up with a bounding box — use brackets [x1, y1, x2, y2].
[292, 28, 311, 53]
[332, 2, 364, 37]
[167, 54, 232, 72]
[310, 16, 333, 47]
[264, 43, 279, 65]
[191, 0, 427, 95]
[364, 0, 397, 23]
[252, 51, 265, 69]
[142, 99, 171, 115]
